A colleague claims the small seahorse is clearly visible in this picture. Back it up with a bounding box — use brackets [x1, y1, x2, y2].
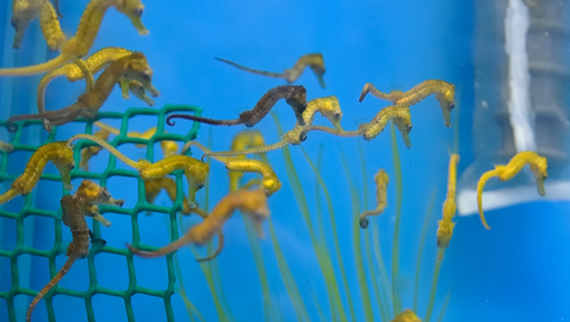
[359, 169, 389, 229]
[7, 52, 159, 132]
[299, 105, 413, 147]
[68, 134, 209, 207]
[166, 85, 308, 127]
[0, 0, 148, 76]
[476, 151, 548, 230]
[26, 182, 122, 322]
[11, 0, 65, 50]
[215, 53, 327, 88]
[183, 140, 281, 196]
[202, 96, 343, 158]
[228, 130, 269, 191]
[127, 188, 270, 260]
[436, 154, 459, 259]
[0, 141, 74, 204]
[360, 80, 456, 127]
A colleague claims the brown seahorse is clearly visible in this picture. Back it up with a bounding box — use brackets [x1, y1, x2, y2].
[166, 85, 308, 127]
[7, 52, 159, 132]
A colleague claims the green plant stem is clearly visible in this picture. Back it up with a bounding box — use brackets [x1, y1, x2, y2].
[390, 123, 403, 315]
[339, 147, 374, 321]
[436, 291, 451, 322]
[414, 190, 437, 312]
[269, 219, 310, 322]
[425, 249, 444, 322]
[301, 147, 357, 322]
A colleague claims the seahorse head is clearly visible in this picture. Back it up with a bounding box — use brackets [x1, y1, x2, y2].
[310, 96, 343, 130]
[117, 0, 149, 35]
[435, 83, 456, 127]
[121, 52, 160, 98]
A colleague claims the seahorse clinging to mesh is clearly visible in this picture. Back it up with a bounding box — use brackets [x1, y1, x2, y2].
[26, 181, 123, 322]
[216, 53, 327, 88]
[1, 0, 149, 76]
[0, 141, 74, 205]
[359, 80, 455, 127]
[166, 85, 308, 127]
[299, 105, 413, 148]
[7, 52, 159, 132]
[202, 96, 343, 158]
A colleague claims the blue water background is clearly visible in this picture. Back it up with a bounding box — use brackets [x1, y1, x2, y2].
[0, 1, 568, 321]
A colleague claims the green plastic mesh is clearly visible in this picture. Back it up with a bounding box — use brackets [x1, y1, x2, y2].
[0, 104, 201, 322]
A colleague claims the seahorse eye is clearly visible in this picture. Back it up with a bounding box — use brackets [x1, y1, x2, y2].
[449, 103, 455, 110]
[134, 8, 143, 17]
[10, 18, 17, 29]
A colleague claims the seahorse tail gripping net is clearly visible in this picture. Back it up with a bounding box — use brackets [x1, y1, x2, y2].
[457, 0, 570, 216]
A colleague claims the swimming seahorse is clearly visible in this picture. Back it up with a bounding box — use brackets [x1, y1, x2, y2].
[36, 47, 140, 131]
[166, 85, 308, 127]
[11, 0, 66, 50]
[476, 151, 548, 230]
[183, 140, 281, 196]
[202, 96, 343, 158]
[127, 188, 270, 260]
[360, 80, 455, 127]
[0, 141, 74, 204]
[0, 0, 148, 76]
[216, 53, 327, 88]
[7, 52, 159, 132]
[299, 105, 413, 147]
[359, 169, 389, 229]
[436, 154, 459, 259]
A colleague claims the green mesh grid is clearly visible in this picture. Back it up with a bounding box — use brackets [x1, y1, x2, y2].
[0, 104, 201, 322]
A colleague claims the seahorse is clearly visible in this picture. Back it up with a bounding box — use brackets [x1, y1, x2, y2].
[436, 154, 460, 260]
[299, 105, 413, 147]
[202, 96, 343, 158]
[360, 80, 455, 127]
[0, 141, 74, 204]
[7, 52, 159, 132]
[127, 188, 270, 260]
[216, 53, 327, 88]
[359, 169, 389, 229]
[183, 140, 281, 196]
[68, 134, 209, 207]
[26, 181, 122, 322]
[0, 0, 148, 76]
[476, 151, 548, 230]
[166, 85, 308, 127]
